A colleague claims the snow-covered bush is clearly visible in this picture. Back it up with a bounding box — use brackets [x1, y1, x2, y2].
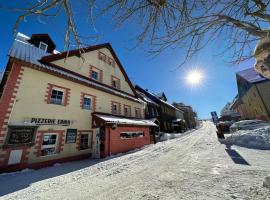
[225, 126, 270, 150]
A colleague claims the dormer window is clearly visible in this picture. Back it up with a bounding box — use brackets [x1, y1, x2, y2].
[39, 42, 48, 52]
[28, 34, 56, 53]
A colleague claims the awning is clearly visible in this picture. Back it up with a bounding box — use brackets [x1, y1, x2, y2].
[93, 114, 158, 127]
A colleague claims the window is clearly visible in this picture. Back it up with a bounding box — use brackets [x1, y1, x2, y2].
[111, 76, 120, 89]
[50, 89, 64, 105]
[135, 108, 141, 118]
[124, 105, 131, 117]
[80, 133, 90, 150]
[151, 107, 155, 116]
[90, 66, 102, 82]
[120, 132, 144, 139]
[91, 70, 99, 80]
[112, 102, 120, 115]
[83, 97, 92, 110]
[108, 57, 115, 67]
[112, 80, 117, 88]
[41, 133, 57, 156]
[156, 109, 159, 116]
[66, 129, 77, 144]
[145, 106, 149, 115]
[39, 42, 48, 52]
[98, 51, 107, 62]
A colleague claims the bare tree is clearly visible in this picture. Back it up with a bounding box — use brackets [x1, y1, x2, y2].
[8, 0, 270, 65]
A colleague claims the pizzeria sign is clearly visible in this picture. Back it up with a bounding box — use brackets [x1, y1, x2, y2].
[30, 118, 72, 126]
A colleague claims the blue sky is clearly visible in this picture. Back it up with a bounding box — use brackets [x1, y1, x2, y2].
[0, 2, 254, 119]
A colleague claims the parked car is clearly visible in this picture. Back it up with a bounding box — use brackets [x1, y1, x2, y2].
[230, 120, 270, 133]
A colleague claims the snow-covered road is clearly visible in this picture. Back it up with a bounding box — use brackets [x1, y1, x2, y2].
[1, 122, 270, 200]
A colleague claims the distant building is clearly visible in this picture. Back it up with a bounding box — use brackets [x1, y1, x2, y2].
[232, 68, 270, 121]
[135, 87, 183, 133]
[172, 107, 185, 133]
[220, 102, 241, 121]
[173, 103, 197, 129]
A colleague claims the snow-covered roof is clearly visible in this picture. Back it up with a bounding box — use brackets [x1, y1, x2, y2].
[8, 33, 140, 103]
[237, 68, 267, 84]
[94, 114, 158, 126]
[160, 99, 179, 110]
[136, 90, 159, 106]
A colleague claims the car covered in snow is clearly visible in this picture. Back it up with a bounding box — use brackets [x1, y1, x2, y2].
[230, 120, 270, 133]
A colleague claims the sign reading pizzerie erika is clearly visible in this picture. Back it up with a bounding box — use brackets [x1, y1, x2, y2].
[30, 118, 71, 126]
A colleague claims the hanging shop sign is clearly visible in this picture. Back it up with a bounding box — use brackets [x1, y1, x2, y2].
[66, 129, 77, 144]
[29, 118, 72, 126]
[6, 125, 38, 146]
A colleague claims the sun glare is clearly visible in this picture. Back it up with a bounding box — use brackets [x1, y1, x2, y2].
[186, 70, 204, 86]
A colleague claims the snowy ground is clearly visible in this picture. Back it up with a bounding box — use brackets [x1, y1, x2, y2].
[1, 122, 270, 200]
[224, 125, 270, 150]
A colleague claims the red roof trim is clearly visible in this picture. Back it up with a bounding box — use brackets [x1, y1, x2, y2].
[40, 43, 137, 97]
[10, 58, 140, 103]
[39, 59, 135, 98]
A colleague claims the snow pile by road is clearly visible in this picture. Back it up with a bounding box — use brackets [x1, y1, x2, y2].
[225, 126, 270, 150]
[159, 132, 179, 141]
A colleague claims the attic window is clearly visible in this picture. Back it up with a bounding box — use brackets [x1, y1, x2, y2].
[39, 42, 48, 52]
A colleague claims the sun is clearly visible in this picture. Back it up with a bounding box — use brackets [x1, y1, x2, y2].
[186, 70, 204, 86]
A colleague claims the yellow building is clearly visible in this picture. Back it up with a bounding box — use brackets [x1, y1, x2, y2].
[233, 68, 270, 121]
[0, 33, 156, 172]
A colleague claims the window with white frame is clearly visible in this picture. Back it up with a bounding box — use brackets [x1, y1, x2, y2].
[50, 89, 64, 105]
[120, 131, 144, 139]
[80, 133, 90, 150]
[41, 133, 58, 156]
[83, 96, 92, 110]
[39, 42, 48, 52]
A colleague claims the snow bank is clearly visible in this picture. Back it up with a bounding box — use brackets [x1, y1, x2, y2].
[263, 176, 270, 189]
[159, 132, 182, 142]
[225, 126, 270, 150]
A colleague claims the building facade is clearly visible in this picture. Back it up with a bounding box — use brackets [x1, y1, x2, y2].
[134, 88, 177, 133]
[173, 102, 197, 129]
[233, 68, 270, 121]
[0, 33, 156, 172]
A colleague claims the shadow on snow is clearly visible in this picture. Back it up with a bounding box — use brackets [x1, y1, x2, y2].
[0, 148, 144, 197]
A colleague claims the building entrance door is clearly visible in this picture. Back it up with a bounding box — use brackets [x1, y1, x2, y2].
[92, 128, 100, 158]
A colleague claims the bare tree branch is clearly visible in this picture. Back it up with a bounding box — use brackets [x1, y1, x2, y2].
[8, 0, 270, 66]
